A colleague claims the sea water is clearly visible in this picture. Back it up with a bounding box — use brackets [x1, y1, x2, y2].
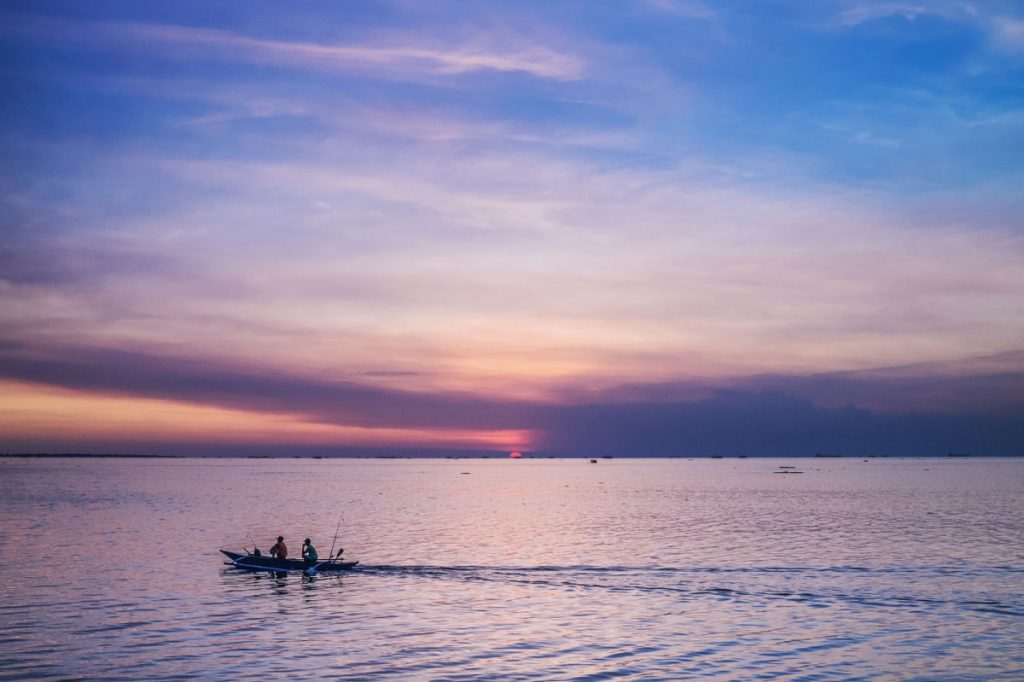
[0, 457, 1021, 680]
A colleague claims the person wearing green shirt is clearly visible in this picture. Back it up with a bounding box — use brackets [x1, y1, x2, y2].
[302, 538, 319, 565]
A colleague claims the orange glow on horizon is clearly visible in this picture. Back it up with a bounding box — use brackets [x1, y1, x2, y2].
[0, 380, 533, 451]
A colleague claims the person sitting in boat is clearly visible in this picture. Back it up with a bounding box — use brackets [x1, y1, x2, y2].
[269, 536, 288, 559]
[302, 538, 318, 565]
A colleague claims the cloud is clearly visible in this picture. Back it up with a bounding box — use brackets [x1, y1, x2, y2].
[991, 16, 1024, 53]
[0, 234, 175, 287]
[2, 342, 1023, 456]
[599, 353, 1024, 418]
[1, 13, 585, 81]
[828, 1, 1024, 63]
[832, 1, 978, 28]
[534, 390, 1024, 457]
[644, 0, 716, 20]
[0, 343, 535, 432]
[751, 352, 1024, 415]
[4, 137, 1023, 396]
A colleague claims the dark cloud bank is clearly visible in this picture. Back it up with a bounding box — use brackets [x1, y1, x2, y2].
[2, 343, 1022, 457]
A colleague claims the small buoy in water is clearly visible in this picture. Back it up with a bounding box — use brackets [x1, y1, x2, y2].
[590, 459, 598, 463]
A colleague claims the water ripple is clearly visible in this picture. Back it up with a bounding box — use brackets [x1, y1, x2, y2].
[1, 457, 1022, 680]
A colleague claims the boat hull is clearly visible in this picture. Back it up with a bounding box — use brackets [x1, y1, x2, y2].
[221, 550, 359, 572]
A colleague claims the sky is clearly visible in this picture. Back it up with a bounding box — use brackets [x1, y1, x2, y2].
[1, 0, 1023, 456]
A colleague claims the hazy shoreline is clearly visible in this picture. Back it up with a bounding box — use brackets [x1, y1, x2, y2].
[0, 453, 1007, 459]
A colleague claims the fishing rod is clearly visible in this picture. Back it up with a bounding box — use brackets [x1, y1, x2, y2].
[328, 515, 343, 560]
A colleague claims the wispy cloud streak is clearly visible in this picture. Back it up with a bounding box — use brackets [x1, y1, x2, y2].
[832, 1, 977, 27]
[2, 14, 584, 81]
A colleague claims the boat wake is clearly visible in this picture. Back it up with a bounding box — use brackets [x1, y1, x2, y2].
[351, 563, 1024, 618]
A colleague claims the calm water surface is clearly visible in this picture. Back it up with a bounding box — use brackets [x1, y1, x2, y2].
[0, 457, 1021, 680]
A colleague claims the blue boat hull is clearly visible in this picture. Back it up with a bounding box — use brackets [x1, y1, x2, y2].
[221, 549, 359, 572]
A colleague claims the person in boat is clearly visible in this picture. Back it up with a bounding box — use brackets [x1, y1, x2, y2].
[269, 536, 288, 559]
[302, 538, 319, 565]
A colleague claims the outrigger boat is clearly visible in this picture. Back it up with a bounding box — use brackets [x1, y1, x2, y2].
[221, 550, 359, 573]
